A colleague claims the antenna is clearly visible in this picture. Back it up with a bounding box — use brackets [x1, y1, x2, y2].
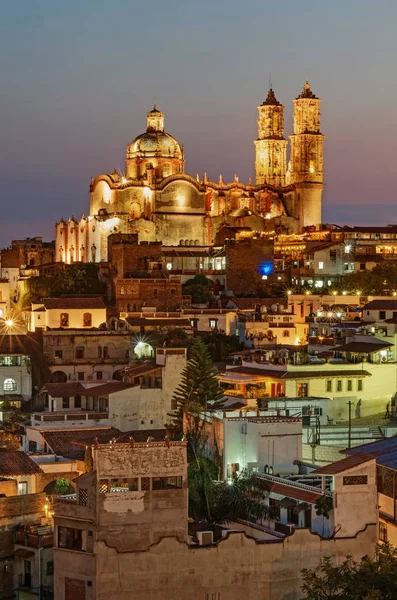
[269, 72, 272, 90]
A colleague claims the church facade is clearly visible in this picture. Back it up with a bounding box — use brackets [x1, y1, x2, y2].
[55, 82, 324, 264]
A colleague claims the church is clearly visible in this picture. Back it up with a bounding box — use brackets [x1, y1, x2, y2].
[55, 82, 324, 264]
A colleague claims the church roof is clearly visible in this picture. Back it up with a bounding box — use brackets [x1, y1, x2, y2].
[296, 81, 318, 100]
[129, 130, 182, 156]
[262, 88, 281, 106]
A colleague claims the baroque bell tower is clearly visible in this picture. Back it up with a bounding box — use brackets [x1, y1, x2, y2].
[289, 81, 324, 228]
[255, 88, 287, 186]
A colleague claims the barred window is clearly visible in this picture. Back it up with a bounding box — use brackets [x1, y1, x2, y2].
[343, 475, 368, 485]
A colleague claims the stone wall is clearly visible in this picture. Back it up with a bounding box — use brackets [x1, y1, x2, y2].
[302, 443, 346, 465]
[0, 491, 46, 521]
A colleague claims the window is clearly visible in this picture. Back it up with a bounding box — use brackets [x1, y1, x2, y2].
[153, 289, 158, 296]
[58, 526, 83, 551]
[343, 475, 368, 485]
[282, 330, 290, 337]
[18, 482, 27, 495]
[152, 476, 182, 490]
[78, 489, 88, 506]
[318, 261, 324, 270]
[29, 441, 37, 452]
[209, 319, 218, 329]
[190, 319, 198, 329]
[96, 371, 103, 381]
[358, 379, 363, 391]
[326, 380, 332, 392]
[337, 380, 342, 392]
[283, 316, 290, 323]
[347, 380, 352, 392]
[75, 347, 84, 359]
[62, 397, 70, 409]
[60, 313, 69, 327]
[74, 395, 82, 409]
[83, 313, 92, 327]
[170, 288, 176, 295]
[3, 378, 17, 392]
[297, 383, 309, 397]
[360, 263, 365, 271]
[380, 522, 388, 543]
[379, 311, 386, 320]
[98, 346, 102, 358]
[103, 346, 109, 359]
[55, 350, 63, 359]
[77, 372, 85, 381]
[47, 561, 54, 576]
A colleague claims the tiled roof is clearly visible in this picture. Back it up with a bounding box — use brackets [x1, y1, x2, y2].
[119, 363, 162, 378]
[126, 317, 191, 327]
[334, 341, 392, 353]
[0, 450, 43, 475]
[232, 298, 287, 311]
[43, 382, 86, 397]
[312, 453, 374, 475]
[344, 437, 397, 470]
[43, 381, 137, 398]
[268, 481, 322, 504]
[42, 296, 106, 310]
[281, 369, 372, 379]
[42, 427, 167, 460]
[363, 300, 397, 310]
[42, 427, 122, 460]
[222, 366, 286, 379]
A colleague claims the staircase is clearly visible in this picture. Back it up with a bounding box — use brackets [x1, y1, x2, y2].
[316, 425, 385, 448]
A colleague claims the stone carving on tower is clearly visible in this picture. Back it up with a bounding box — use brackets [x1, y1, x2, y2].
[289, 81, 324, 227]
[254, 88, 287, 186]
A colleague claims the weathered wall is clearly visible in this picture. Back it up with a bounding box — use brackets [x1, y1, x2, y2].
[302, 443, 346, 465]
[225, 239, 274, 296]
[81, 525, 376, 600]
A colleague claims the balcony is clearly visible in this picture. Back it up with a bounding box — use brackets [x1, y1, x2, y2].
[15, 529, 54, 549]
[32, 410, 108, 423]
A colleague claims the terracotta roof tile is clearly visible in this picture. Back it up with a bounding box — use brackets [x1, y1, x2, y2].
[42, 296, 106, 310]
[42, 427, 122, 460]
[281, 369, 372, 379]
[269, 481, 322, 504]
[0, 450, 43, 475]
[313, 453, 375, 475]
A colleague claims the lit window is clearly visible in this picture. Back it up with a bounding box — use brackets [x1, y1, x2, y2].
[3, 378, 17, 392]
[209, 319, 218, 329]
[60, 313, 69, 327]
[318, 262, 324, 270]
[297, 383, 308, 397]
[83, 313, 92, 327]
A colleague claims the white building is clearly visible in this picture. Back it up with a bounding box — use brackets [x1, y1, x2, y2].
[28, 297, 107, 331]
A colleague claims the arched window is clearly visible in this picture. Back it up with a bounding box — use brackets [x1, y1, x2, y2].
[283, 330, 290, 337]
[4, 378, 17, 392]
[60, 313, 69, 327]
[83, 313, 92, 327]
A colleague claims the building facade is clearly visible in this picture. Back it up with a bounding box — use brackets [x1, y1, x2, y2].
[55, 83, 324, 265]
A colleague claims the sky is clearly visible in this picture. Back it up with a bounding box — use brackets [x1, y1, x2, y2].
[1, 0, 397, 245]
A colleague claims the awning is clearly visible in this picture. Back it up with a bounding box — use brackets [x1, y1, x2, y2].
[218, 373, 268, 385]
[14, 548, 35, 558]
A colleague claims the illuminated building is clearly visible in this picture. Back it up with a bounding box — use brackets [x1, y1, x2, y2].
[56, 83, 324, 264]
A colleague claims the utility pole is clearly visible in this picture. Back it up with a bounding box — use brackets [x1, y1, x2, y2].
[347, 400, 352, 449]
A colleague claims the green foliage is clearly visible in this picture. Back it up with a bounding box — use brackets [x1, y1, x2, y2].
[183, 274, 213, 304]
[302, 543, 397, 600]
[155, 327, 191, 348]
[26, 265, 106, 303]
[169, 337, 224, 438]
[188, 458, 270, 524]
[53, 478, 72, 495]
[201, 329, 243, 361]
[314, 495, 333, 518]
[341, 263, 397, 295]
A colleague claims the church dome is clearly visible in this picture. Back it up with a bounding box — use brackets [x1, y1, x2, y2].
[126, 105, 183, 160]
[129, 130, 182, 158]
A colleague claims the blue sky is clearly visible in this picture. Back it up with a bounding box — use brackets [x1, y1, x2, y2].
[1, 0, 397, 243]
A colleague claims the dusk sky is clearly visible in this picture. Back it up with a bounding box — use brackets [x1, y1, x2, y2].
[1, 0, 397, 245]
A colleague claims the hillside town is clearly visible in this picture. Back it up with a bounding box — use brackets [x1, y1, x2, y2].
[2, 46, 397, 598]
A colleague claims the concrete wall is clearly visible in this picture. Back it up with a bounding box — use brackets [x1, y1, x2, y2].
[333, 459, 378, 538]
[31, 307, 107, 331]
[53, 525, 376, 600]
[302, 443, 346, 465]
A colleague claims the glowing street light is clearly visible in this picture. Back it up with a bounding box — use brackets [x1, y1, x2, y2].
[5, 319, 13, 328]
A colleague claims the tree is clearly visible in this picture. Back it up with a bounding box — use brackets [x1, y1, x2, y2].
[183, 274, 213, 304]
[53, 478, 73, 495]
[302, 543, 397, 600]
[168, 337, 224, 441]
[202, 328, 243, 361]
[340, 263, 397, 295]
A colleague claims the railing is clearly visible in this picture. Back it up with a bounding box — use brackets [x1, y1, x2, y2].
[256, 472, 333, 498]
[15, 531, 54, 548]
[33, 411, 108, 422]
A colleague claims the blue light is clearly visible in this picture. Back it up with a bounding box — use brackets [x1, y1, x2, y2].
[259, 260, 274, 276]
